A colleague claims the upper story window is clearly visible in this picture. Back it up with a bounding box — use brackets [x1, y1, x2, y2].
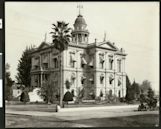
[109, 57, 113, 70]
[81, 54, 87, 68]
[78, 34, 82, 42]
[42, 63, 48, 70]
[117, 59, 121, 72]
[81, 75, 86, 84]
[70, 52, 76, 68]
[109, 76, 114, 84]
[71, 73, 76, 84]
[32, 57, 40, 70]
[89, 74, 94, 84]
[53, 58, 58, 68]
[88, 56, 94, 68]
[100, 74, 104, 84]
[118, 79, 121, 86]
[99, 53, 105, 69]
[42, 54, 48, 64]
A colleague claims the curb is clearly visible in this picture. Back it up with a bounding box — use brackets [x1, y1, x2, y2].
[58, 105, 139, 112]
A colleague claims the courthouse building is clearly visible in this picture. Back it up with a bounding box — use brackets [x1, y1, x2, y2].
[30, 13, 127, 99]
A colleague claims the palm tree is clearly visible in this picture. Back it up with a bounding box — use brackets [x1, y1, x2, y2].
[50, 21, 71, 107]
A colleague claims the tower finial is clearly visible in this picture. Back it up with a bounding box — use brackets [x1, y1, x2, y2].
[104, 31, 106, 42]
[44, 33, 47, 42]
[77, 4, 83, 15]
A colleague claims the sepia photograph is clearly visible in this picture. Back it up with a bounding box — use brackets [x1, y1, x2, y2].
[5, 2, 159, 128]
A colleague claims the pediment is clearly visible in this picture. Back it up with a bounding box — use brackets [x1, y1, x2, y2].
[97, 42, 118, 50]
[38, 42, 50, 50]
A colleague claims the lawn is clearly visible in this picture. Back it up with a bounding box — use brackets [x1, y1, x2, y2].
[6, 104, 57, 112]
[6, 114, 159, 128]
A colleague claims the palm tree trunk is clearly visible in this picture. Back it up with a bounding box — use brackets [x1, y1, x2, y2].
[60, 51, 63, 107]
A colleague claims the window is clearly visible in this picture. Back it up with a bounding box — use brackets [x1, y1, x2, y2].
[81, 76, 86, 84]
[99, 54, 104, 69]
[43, 74, 48, 81]
[43, 63, 48, 69]
[70, 53, 76, 68]
[109, 58, 113, 70]
[81, 57, 87, 68]
[71, 73, 76, 84]
[118, 79, 121, 86]
[117, 59, 121, 72]
[33, 57, 39, 70]
[78, 34, 82, 42]
[100, 75, 104, 84]
[53, 58, 58, 68]
[89, 56, 94, 68]
[109, 76, 114, 84]
[89, 75, 94, 84]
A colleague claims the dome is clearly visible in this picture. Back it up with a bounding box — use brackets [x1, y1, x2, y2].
[74, 14, 86, 25]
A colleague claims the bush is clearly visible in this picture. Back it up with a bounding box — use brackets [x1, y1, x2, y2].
[119, 97, 126, 102]
[20, 91, 30, 103]
[63, 91, 73, 102]
[105, 94, 118, 103]
[138, 88, 157, 111]
[95, 96, 101, 102]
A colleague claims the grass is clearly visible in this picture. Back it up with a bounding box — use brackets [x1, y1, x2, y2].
[6, 104, 57, 112]
[6, 113, 159, 128]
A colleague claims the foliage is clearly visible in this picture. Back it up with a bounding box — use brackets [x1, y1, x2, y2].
[131, 80, 140, 100]
[140, 80, 152, 94]
[63, 91, 73, 102]
[5, 63, 14, 101]
[125, 75, 134, 102]
[146, 88, 157, 110]
[75, 87, 84, 103]
[126, 78, 141, 102]
[50, 21, 71, 107]
[138, 88, 157, 111]
[39, 80, 59, 104]
[139, 93, 147, 104]
[16, 46, 34, 88]
[20, 88, 30, 103]
[105, 93, 118, 103]
[50, 21, 71, 52]
[65, 80, 71, 90]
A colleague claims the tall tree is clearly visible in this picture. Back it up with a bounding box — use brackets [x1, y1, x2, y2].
[125, 75, 133, 102]
[16, 46, 34, 88]
[140, 80, 152, 94]
[5, 63, 14, 101]
[131, 80, 140, 100]
[50, 21, 71, 107]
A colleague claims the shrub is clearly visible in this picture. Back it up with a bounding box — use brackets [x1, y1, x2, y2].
[63, 91, 73, 102]
[65, 80, 71, 90]
[119, 97, 126, 102]
[138, 88, 157, 111]
[20, 91, 30, 103]
[40, 80, 59, 104]
[105, 94, 118, 103]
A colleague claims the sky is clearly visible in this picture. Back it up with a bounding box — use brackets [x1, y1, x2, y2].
[5, 2, 159, 92]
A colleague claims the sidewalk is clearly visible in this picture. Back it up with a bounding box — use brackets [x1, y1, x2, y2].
[59, 104, 139, 112]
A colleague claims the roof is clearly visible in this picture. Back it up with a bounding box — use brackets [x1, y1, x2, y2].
[74, 14, 87, 25]
[30, 40, 126, 56]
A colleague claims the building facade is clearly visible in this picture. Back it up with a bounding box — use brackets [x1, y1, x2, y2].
[30, 13, 127, 100]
